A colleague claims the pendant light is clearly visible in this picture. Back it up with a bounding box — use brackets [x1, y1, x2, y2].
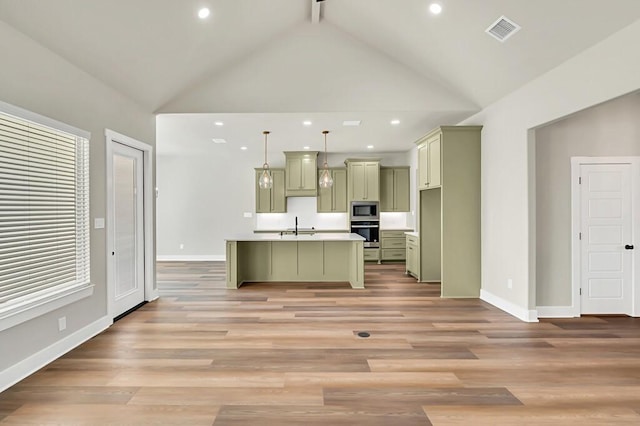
[319, 130, 333, 188]
[258, 131, 273, 189]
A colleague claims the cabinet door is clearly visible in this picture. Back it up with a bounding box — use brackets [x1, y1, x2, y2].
[332, 169, 347, 212]
[301, 156, 316, 190]
[271, 169, 286, 212]
[417, 143, 429, 190]
[408, 243, 416, 273]
[394, 168, 410, 212]
[349, 162, 366, 201]
[286, 153, 318, 196]
[380, 168, 394, 211]
[317, 169, 347, 213]
[286, 157, 302, 191]
[427, 134, 441, 188]
[364, 162, 380, 201]
[255, 170, 272, 213]
[317, 169, 332, 212]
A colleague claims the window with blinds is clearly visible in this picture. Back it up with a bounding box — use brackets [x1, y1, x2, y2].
[0, 109, 90, 321]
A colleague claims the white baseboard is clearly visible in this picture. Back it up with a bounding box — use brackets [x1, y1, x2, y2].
[536, 305, 577, 318]
[156, 255, 225, 262]
[480, 289, 539, 322]
[0, 315, 112, 392]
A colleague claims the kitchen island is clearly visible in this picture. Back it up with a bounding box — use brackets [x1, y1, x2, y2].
[225, 233, 365, 289]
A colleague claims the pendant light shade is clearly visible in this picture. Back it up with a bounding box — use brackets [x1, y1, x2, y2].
[319, 130, 333, 188]
[258, 131, 273, 189]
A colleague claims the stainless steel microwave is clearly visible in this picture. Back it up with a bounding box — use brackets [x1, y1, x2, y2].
[350, 201, 379, 221]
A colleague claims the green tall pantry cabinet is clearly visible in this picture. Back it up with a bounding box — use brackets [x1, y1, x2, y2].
[416, 126, 481, 298]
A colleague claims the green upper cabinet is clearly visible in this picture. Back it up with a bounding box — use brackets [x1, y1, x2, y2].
[417, 132, 442, 190]
[317, 168, 347, 213]
[345, 159, 380, 202]
[285, 151, 318, 197]
[255, 168, 286, 213]
[380, 166, 410, 212]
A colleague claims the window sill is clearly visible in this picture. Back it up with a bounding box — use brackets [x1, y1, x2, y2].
[0, 284, 94, 332]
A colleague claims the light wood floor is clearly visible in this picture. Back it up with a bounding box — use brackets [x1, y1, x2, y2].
[2, 262, 640, 425]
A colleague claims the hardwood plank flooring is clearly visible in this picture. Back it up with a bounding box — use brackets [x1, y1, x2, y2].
[1, 261, 640, 425]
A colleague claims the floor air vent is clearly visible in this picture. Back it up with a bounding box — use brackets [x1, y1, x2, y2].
[485, 15, 521, 42]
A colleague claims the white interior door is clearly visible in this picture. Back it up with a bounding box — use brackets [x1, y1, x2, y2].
[112, 142, 145, 318]
[580, 164, 633, 314]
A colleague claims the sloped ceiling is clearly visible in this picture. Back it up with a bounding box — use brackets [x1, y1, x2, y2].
[1, 0, 640, 152]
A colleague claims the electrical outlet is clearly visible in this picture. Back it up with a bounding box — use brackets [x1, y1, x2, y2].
[507, 278, 513, 289]
[179, 244, 184, 250]
[58, 316, 67, 331]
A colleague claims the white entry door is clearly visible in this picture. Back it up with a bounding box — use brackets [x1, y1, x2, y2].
[112, 142, 145, 318]
[580, 164, 633, 314]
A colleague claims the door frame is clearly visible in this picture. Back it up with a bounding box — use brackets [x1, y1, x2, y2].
[570, 156, 640, 317]
[106, 129, 157, 320]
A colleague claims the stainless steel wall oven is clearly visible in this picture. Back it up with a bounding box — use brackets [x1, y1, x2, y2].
[350, 220, 380, 248]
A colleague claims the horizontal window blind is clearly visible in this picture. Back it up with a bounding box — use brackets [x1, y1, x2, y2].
[0, 111, 90, 310]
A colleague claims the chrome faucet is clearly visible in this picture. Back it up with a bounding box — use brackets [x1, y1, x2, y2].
[295, 216, 298, 236]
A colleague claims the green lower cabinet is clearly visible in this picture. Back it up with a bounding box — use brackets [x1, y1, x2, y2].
[364, 248, 380, 262]
[272, 242, 298, 281]
[297, 241, 324, 280]
[380, 230, 407, 262]
[323, 241, 352, 281]
[381, 249, 405, 261]
[227, 239, 364, 289]
[406, 234, 419, 279]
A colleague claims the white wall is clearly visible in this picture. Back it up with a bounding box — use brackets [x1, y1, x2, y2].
[460, 20, 640, 320]
[156, 137, 413, 259]
[0, 21, 155, 383]
[535, 92, 640, 307]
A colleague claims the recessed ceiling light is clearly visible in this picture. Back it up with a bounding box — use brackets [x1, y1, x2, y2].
[214, 121, 224, 126]
[212, 138, 227, 144]
[303, 121, 312, 126]
[303, 146, 310, 150]
[240, 146, 248, 150]
[391, 119, 400, 125]
[198, 8, 210, 19]
[429, 3, 442, 15]
[367, 145, 374, 149]
[343, 120, 361, 127]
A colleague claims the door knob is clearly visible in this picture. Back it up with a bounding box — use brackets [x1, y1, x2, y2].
[625, 245, 634, 250]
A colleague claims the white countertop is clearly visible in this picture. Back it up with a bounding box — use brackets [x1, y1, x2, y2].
[381, 228, 414, 231]
[405, 231, 419, 237]
[226, 233, 366, 242]
[254, 229, 349, 234]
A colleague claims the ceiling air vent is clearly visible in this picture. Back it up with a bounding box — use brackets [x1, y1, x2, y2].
[485, 15, 521, 42]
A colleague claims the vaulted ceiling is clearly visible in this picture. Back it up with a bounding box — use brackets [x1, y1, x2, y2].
[2, 0, 640, 152]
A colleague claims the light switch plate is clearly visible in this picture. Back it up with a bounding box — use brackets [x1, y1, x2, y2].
[94, 218, 105, 229]
[244, 212, 253, 218]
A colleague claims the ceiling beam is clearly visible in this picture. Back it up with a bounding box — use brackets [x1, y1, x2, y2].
[311, 0, 323, 23]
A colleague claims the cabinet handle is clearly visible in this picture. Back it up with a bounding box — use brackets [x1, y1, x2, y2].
[625, 244, 634, 250]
